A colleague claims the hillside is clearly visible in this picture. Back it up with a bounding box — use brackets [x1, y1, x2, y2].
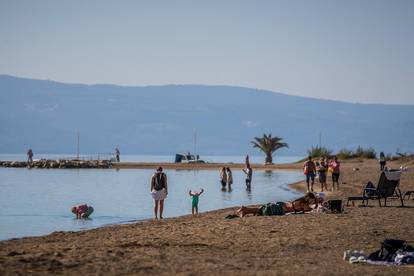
[0, 75, 413, 156]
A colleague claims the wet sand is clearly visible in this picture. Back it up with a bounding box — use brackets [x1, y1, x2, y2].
[1, 158, 414, 275]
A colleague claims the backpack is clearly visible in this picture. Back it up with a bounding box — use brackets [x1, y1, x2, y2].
[368, 239, 409, 261]
[153, 173, 165, 191]
[364, 181, 376, 197]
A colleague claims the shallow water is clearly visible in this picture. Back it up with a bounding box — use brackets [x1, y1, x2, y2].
[0, 156, 303, 240]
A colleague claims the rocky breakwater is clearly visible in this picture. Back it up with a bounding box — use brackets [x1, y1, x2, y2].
[0, 159, 112, 169]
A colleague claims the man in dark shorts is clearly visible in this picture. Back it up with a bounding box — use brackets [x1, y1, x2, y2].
[303, 156, 316, 192]
[242, 163, 253, 188]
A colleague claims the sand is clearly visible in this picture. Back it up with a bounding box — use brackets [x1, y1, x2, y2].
[1, 158, 414, 275]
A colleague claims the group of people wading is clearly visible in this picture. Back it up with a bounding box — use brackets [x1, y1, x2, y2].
[150, 156, 254, 220]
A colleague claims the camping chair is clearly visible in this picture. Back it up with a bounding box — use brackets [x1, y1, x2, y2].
[347, 170, 404, 207]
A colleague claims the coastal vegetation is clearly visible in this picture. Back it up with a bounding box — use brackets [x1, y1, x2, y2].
[251, 134, 288, 164]
[307, 145, 333, 158]
[337, 146, 376, 160]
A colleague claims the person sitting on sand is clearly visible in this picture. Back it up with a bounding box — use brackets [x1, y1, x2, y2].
[71, 204, 94, 219]
[235, 192, 317, 217]
[189, 188, 204, 216]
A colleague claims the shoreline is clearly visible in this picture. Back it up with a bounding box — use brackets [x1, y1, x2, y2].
[113, 161, 303, 170]
[1, 158, 413, 275]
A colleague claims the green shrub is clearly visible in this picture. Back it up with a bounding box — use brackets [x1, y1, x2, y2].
[337, 148, 355, 159]
[307, 146, 332, 158]
[336, 146, 377, 159]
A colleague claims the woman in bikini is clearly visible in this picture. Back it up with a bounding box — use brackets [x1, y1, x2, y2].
[235, 192, 317, 217]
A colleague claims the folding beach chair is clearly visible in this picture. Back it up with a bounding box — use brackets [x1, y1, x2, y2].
[347, 170, 404, 207]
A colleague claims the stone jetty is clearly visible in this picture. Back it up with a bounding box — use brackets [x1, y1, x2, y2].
[0, 159, 112, 169]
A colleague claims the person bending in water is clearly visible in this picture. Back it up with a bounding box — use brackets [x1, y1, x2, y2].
[71, 204, 94, 219]
[189, 188, 204, 216]
[236, 192, 317, 217]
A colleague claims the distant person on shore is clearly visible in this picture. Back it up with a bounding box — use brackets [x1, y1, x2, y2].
[115, 148, 120, 162]
[303, 156, 316, 192]
[226, 167, 233, 187]
[219, 167, 228, 188]
[189, 188, 204, 216]
[27, 148, 33, 163]
[379, 152, 386, 171]
[316, 157, 328, 192]
[150, 167, 168, 220]
[242, 163, 253, 189]
[329, 156, 341, 190]
[71, 204, 94, 219]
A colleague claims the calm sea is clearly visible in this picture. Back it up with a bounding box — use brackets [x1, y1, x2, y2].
[0, 154, 303, 240]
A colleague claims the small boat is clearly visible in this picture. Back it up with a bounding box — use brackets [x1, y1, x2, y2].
[174, 153, 205, 163]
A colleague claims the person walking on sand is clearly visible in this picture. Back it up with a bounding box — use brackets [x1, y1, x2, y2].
[317, 157, 328, 192]
[189, 188, 204, 216]
[329, 156, 341, 190]
[219, 167, 228, 188]
[115, 147, 120, 162]
[303, 156, 316, 192]
[379, 152, 386, 171]
[242, 163, 253, 188]
[27, 148, 33, 163]
[226, 167, 233, 187]
[150, 167, 168, 220]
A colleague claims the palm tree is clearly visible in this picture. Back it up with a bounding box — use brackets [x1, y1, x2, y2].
[251, 134, 289, 164]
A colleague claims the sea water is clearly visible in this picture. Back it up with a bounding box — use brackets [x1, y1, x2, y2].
[0, 155, 303, 240]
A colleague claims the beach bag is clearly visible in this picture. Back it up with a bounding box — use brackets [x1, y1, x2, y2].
[327, 199, 342, 213]
[154, 173, 166, 191]
[364, 181, 376, 197]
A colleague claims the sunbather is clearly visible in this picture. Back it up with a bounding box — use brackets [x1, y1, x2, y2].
[236, 192, 317, 217]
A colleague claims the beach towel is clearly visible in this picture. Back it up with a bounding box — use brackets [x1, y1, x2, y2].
[258, 202, 285, 216]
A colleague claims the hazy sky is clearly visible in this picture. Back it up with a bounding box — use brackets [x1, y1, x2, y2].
[1, 0, 413, 104]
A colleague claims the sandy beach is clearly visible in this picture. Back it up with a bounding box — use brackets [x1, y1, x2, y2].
[1, 158, 414, 275]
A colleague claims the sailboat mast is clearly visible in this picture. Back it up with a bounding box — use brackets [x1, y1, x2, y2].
[77, 130, 80, 160]
[194, 130, 197, 158]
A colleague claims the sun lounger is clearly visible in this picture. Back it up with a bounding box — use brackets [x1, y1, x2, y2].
[347, 170, 404, 207]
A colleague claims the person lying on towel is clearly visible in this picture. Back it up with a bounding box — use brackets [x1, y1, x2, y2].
[236, 192, 317, 217]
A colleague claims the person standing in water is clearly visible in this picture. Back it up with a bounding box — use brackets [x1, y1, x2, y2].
[150, 167, 168, 220]
[242, 163, 253, 188]
[226, 167, 233, 187]
[219, 167, 228, 188]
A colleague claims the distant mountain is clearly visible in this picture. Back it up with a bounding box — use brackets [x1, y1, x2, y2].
[0, 75, 413, 157]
